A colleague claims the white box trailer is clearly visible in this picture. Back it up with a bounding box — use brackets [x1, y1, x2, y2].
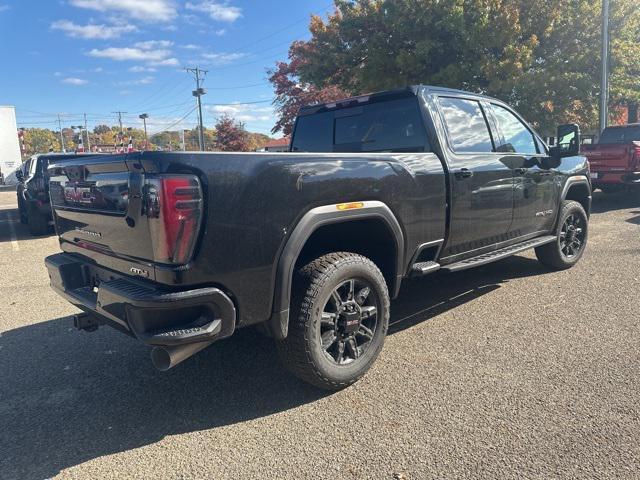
[0, 106, 22, 184]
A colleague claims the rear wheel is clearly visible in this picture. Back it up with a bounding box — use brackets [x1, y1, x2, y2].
[535, 200, 588, 270]
[27, 203, 49, 236]
[276, 252, 390, 390]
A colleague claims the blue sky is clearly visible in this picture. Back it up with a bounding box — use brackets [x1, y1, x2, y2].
[0, 0, 332, 136]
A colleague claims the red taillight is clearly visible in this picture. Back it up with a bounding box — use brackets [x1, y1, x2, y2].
[147, 175, 202, 264]
[632, 142, 640, 168]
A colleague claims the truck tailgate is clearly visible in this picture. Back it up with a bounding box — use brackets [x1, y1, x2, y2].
[48, 155, 160, 263]
[584, 144, 636, 170]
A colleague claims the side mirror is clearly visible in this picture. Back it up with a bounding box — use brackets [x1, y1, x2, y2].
[550, 123, 580, 158]
[15, 170, 24, 181]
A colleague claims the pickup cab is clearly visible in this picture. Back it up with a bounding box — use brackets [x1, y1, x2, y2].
[45, 86, 591, 390]
[582, 124, 640, 193]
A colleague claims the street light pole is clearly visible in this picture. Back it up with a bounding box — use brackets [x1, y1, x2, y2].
[139, 113, 149, 150]
[599, 0, 610, 134]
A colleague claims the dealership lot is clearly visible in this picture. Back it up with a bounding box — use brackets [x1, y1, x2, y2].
[1, 189, 639, 480]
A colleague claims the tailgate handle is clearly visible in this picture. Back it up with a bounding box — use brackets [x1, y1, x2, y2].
[125, 171, 143, 227]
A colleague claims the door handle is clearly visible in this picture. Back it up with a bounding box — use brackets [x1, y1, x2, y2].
[454, 168, 473, 179]
[515, 167, 528, 175]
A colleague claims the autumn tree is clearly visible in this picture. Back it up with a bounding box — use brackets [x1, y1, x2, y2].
[22, 128, 60, 155]
[214, 115, 250, 152]
[270, 0, 640, 134]
[269, 51, 348, 135]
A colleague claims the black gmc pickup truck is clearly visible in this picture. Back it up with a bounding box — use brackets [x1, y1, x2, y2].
[45, 86, 591, 390]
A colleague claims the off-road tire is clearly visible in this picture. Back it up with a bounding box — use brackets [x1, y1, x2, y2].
[535, 200, 588, 270]
[276, 252, 390, 390]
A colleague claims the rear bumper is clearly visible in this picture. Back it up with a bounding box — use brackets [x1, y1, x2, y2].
[45, 252, 236, 346]
[592, 171, 640, 185]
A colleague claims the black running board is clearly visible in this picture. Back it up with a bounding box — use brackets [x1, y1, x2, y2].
[410, 261, 441, 277]
[441, 236, 556, 273]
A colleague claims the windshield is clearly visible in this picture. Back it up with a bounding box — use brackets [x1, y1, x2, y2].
[598, 126, 640, 144]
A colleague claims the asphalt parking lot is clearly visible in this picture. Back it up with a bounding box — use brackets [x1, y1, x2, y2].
[1, 188, 639, 480]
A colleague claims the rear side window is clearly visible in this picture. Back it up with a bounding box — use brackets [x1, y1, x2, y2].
[438, 97, 493, 153]
[291, 97, 429, 153]
[599, 126, 640, 144]
[490, 103, 538, 154]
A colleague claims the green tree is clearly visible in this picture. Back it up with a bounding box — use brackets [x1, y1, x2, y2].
[271, 0, 640, 134]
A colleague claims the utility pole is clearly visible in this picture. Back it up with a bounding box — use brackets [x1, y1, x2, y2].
[181, 129, 186, 151]
[186, 67, 208, 151]
[84, 113, 91, 151]
[57, 114, 66, 152]
[139, 113, 149, 150]
[112, 111, 126, 133]
[599, 0, 610, 134]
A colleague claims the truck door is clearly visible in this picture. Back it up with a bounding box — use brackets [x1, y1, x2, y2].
[436, 96, 514, 259]
[486, 103, 558, 237]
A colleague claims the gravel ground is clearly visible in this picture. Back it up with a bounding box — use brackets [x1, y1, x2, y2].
[0, 189, 639, 480]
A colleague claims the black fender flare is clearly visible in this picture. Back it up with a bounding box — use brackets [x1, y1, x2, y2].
[558, 175, 592, 218]
[268, 200, 405, 340]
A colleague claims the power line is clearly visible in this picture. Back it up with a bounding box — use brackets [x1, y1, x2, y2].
[147, 106, 197, 137]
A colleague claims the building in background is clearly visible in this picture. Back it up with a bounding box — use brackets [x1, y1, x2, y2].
[261, 137, 290, 152]
[0, 106, 22, 184]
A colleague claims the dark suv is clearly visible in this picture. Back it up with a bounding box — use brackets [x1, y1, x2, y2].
[17, 153, 94, 235]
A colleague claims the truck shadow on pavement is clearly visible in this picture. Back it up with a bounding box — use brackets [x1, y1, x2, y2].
[591, 190, 640, 214]
[0, 207, 54, 242]
[0, 256, 549, 479]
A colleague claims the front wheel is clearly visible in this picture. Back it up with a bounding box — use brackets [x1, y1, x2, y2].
[535, 200, 588, 270]
[276, 252, 390, 390]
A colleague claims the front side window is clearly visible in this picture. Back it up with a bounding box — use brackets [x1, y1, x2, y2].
[438, 97, 494, 153]
[490, 104, 538, 154]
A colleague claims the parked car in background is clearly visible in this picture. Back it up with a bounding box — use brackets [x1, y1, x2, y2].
[45, 86, 591, 390]
[582, 124, 640, 193]
[16, 153, 94, 235]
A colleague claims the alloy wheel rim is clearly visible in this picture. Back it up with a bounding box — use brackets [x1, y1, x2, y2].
[318, 278, 379, 365]
[560, 213, 586, 259]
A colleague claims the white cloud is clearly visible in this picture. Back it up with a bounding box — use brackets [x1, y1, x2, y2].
[116, 76, 155, 86]
[62, 77, 89, 86]
[148, 57, 179, 67]
[69, 0, 177, 22]
[181, 44, 201, 50]
[214, 28, 226, 36]
[51, 19, 136, 39]
[134, 40, 173, 49]
[185, 1, 242, 22]
[0, 4, 10, 12]
[200, 52, 245, 65]
[129, 65, 157, 72]
[88, 46, 172, 62]
[207, 103, 274, 123]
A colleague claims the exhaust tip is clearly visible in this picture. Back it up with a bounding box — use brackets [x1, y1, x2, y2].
[150, 346, 172, 371]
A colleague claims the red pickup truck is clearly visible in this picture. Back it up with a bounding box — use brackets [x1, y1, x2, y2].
[582, 124, 640, 193]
